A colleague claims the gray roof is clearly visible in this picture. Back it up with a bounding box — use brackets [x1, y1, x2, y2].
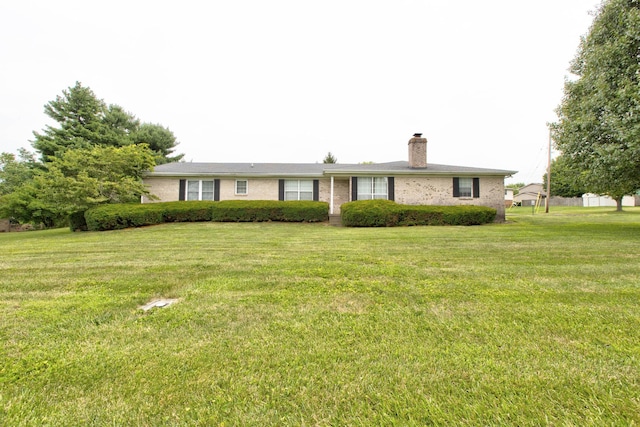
[147, 161, 516, 178]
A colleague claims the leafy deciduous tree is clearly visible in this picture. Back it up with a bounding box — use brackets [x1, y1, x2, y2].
[551, 0, 640, 210]
[34, 144, 156, 214]
[0, 145, 156, 225]
[0, 149, 39, 195]
[543, 156, 588, 198]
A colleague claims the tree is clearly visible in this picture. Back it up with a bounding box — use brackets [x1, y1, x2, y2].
[2, 83, 182, 226]
[32, 82, 106, 160]
[0, 149, 39, 195]
[131, 123, 184, 164]
[31, 82, 183, 164]
[0, 149, 53, 225]
[542, 156, 588, 198]
[323, 152, 337, 164]
[35, 144, 155, 215]
[49, 144, 154, 209]
[551, 0, 640, 211]
[0, 145, 155, 225]
[101, 104, 141, 147]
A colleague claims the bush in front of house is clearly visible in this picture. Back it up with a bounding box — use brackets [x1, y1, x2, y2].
[161, 201, 216, 222]
[340, 200, 400, 227]
[211, 200, 274, 222]
[85, 204, 165, 231]
[82, 200, 329, 231]
[279, 201, 329, 222]
[211, 200, 328, 223]
[436, 205, 497, 225]
[341, 200, 496, 227]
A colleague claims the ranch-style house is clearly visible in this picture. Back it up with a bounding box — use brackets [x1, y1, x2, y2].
[142, 134, 516, 221]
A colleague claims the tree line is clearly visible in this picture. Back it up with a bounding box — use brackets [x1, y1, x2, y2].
[0, 82, 183, 226]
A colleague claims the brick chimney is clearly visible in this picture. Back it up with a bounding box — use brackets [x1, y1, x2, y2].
[408, 133, 427, 168]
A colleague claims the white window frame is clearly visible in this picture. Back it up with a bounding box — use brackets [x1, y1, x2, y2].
[235, 179, 248, 195]
[458, 178, 473, 198]
[186, 180, 215, 201]
[284, 179, 314, 201]
[357, 177, 388, 200]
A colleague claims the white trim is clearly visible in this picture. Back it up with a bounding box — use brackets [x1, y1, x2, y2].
[235, 179, 248, 195]
[330, 176, 334, 215]
[186, 179, 215, 201]
[357, 176, 388, 200]
[283, 179, 313, 201]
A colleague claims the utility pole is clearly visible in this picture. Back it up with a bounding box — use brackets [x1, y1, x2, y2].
[545, 127, 552, 214]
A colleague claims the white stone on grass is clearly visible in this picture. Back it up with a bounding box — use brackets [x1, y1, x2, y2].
[139, 298, 179, 311]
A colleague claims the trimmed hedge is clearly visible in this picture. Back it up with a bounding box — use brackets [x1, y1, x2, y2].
[211, 200, 328, 223]
[85, 204, 165, 231]
[83, 200, 329, 231]
[160, 201, 216, 222]
[340, 200, 399, 227]
[341, 200, 497, 227]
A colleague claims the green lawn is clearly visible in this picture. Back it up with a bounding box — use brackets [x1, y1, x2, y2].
[1, 207, 639, 426]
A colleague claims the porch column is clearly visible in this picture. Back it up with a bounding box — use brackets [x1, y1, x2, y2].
[330, 176, 334, 215]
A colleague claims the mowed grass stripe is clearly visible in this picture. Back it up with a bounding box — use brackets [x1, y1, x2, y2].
[1, 207, 639, 425]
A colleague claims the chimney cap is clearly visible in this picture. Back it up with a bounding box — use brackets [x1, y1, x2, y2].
[413, 133, 422, 138]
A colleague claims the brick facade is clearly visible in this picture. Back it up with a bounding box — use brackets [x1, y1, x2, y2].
[394, 175, 507, 219]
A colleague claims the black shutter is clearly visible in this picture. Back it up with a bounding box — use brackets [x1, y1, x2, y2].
[214, 179, 220, 201]
[278, 179, 285, 201]
[387, 177, 395, 201]
[452, 177, 460, 197]
[313, 180, 319, 201]
[351, 177, 358, 201]
[473, 178, 480, 198]
[179, 179, 186, 201]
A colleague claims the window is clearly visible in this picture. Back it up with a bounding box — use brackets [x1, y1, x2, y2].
[187, 180, 200, 200]
[357, 177, 388, 200]
[235, 180, 248, 195]
[284, 180, 313, 201]
[201, 180, 214, 200]
[458, 178, 473, 197]
[453, 177, 480, 198]
[187, 180, 215, 201]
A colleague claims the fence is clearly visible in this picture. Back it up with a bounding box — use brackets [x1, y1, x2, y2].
[549, 197, 583, 207]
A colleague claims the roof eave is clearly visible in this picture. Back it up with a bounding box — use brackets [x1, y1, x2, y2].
[145, 171, 324, 178]
[324, 169, 517, 177]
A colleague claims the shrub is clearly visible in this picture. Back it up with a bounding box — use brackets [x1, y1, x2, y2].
[85, 204, 164, 231]
[69, 210, 88, 232]
[341, 200, 496, 227]
[161, 201, 216, 222]
[341, 200, 400, 227]
[212, 201, 274, 222]
[398, 205, 446, 226]
[279, 201, 329, 222]
[439, 205, 497, 225]
[83, 200, 329, 231]
[211, 200, 328, 222]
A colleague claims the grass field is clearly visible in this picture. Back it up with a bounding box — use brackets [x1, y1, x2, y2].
[1, 207, 639, 425]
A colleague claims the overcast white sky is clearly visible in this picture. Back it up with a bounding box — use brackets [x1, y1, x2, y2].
[1, 1, 598, 184]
